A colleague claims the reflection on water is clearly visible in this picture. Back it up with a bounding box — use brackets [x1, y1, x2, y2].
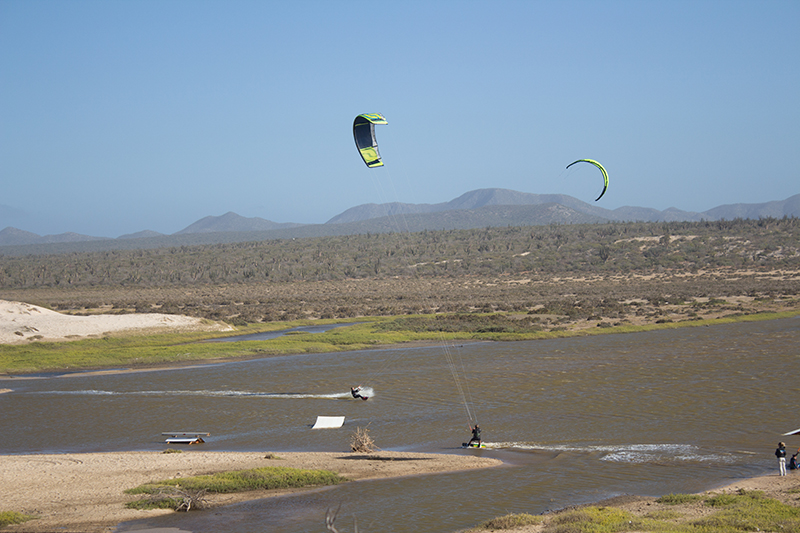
[1, 317, 798, 532]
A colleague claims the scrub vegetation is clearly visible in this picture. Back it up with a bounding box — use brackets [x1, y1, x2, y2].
[124, 466, 346, 511]
[466, 489, 800, 532]
[1, 218, 799, 373]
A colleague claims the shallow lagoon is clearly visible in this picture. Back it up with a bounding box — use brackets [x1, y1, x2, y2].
[1, 317, 797, 532]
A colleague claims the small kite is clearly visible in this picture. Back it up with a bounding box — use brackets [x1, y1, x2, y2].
[353, 113, 388, 167]
[566, 159, 609, 201]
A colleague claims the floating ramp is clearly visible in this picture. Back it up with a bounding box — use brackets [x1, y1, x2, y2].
[312, 416, 345, 429]
[163, 431, 210, 444]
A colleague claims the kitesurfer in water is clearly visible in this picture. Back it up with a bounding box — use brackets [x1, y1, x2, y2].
[467, 424, 481, 447]
[351, 386, 369, 401]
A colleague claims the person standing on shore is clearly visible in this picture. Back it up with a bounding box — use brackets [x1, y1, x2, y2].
[776, 442, 787, 476]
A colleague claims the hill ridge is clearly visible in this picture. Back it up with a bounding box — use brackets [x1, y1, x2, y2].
[1, 189, 798, 252]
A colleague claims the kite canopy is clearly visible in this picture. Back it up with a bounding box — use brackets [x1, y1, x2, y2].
[566, 159, 609, 201]
[353, 113, 388, 167]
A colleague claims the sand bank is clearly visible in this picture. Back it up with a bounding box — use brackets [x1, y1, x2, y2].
[0, 450, 502, 532]
[0, 299, 233, 345]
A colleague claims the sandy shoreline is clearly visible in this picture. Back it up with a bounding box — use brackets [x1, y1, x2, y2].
[0, 450, 503, 532]
[1, 450, 795, 533]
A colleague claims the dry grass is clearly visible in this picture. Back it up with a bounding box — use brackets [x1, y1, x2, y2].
[350, 426, 378, 453]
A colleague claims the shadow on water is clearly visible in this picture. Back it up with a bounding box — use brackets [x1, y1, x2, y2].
[1, 317, 797, 532]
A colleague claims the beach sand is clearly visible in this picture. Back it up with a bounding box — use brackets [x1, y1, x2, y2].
[0, 299, 233, 345]
[0, 450, 502, 532]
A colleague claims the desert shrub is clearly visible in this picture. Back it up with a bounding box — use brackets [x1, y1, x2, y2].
[350, 426, 378, 453]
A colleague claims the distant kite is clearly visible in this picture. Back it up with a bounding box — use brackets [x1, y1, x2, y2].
[566, 159, 609, 201]
[353, 113, 388, 168]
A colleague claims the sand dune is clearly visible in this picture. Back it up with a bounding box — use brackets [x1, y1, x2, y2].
[0, 299, 233, 345]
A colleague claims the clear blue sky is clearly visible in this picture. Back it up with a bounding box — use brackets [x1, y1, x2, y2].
[2, 0, 798, 237]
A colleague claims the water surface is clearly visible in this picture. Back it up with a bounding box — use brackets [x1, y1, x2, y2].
[1, 317, 797, 532]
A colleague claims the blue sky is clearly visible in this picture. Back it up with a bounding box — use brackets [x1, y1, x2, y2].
[2, 0, 798, 237]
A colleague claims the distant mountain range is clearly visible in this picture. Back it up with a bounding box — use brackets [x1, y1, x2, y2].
[1, 189, 798, 254]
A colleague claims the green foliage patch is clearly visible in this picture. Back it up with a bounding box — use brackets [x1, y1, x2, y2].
[694, 490, 800, 532]
[125, 466, 346, 495]
[543, 506, 635, 533]
[126, 496, 183, 510]
[477, 512, 542, 529]
[656, 493, 704, 505]
[0, 510, 36, 527]
[480, 490, 800, 533]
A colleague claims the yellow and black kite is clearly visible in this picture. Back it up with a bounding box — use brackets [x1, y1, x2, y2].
[353, 113, 388, 167]
[566, 159, 609, 201]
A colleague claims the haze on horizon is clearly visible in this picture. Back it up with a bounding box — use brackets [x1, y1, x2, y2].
[1, 0, 798, 238]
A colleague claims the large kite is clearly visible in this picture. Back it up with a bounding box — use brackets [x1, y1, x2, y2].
[353, 113, 388, 168]
[566, 159, 609, 201]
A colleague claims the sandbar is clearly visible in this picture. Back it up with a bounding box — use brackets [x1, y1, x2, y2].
[0, 299, 233, 345]
[0, 450, 502, 532]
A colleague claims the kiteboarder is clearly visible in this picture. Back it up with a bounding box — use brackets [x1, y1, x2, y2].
[467, 424, 482, 447]
[776, 442, 787, 476]
[351, 386, 369, 401]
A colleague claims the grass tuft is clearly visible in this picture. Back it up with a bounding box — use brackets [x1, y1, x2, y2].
[0, 511, 36, 527]
[478, 513, 542, 529]
[125, 466, 346, 496]
[656, 493, 704, 505]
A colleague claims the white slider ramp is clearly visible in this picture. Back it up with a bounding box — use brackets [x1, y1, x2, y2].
[312, 416, 345, 429]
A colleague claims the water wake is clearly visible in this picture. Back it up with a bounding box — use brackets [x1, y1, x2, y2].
[486, 442, 726, 464]
[36, 389, 361, 400]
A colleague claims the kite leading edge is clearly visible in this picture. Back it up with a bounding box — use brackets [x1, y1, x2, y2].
[566, 159, 609, 201]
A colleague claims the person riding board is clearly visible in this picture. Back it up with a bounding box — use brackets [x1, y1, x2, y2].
[467, 424, 481, 447]
[350, 386, 369, 401]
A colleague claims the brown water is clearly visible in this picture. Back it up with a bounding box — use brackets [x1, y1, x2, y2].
[1, 317, 798, 532]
